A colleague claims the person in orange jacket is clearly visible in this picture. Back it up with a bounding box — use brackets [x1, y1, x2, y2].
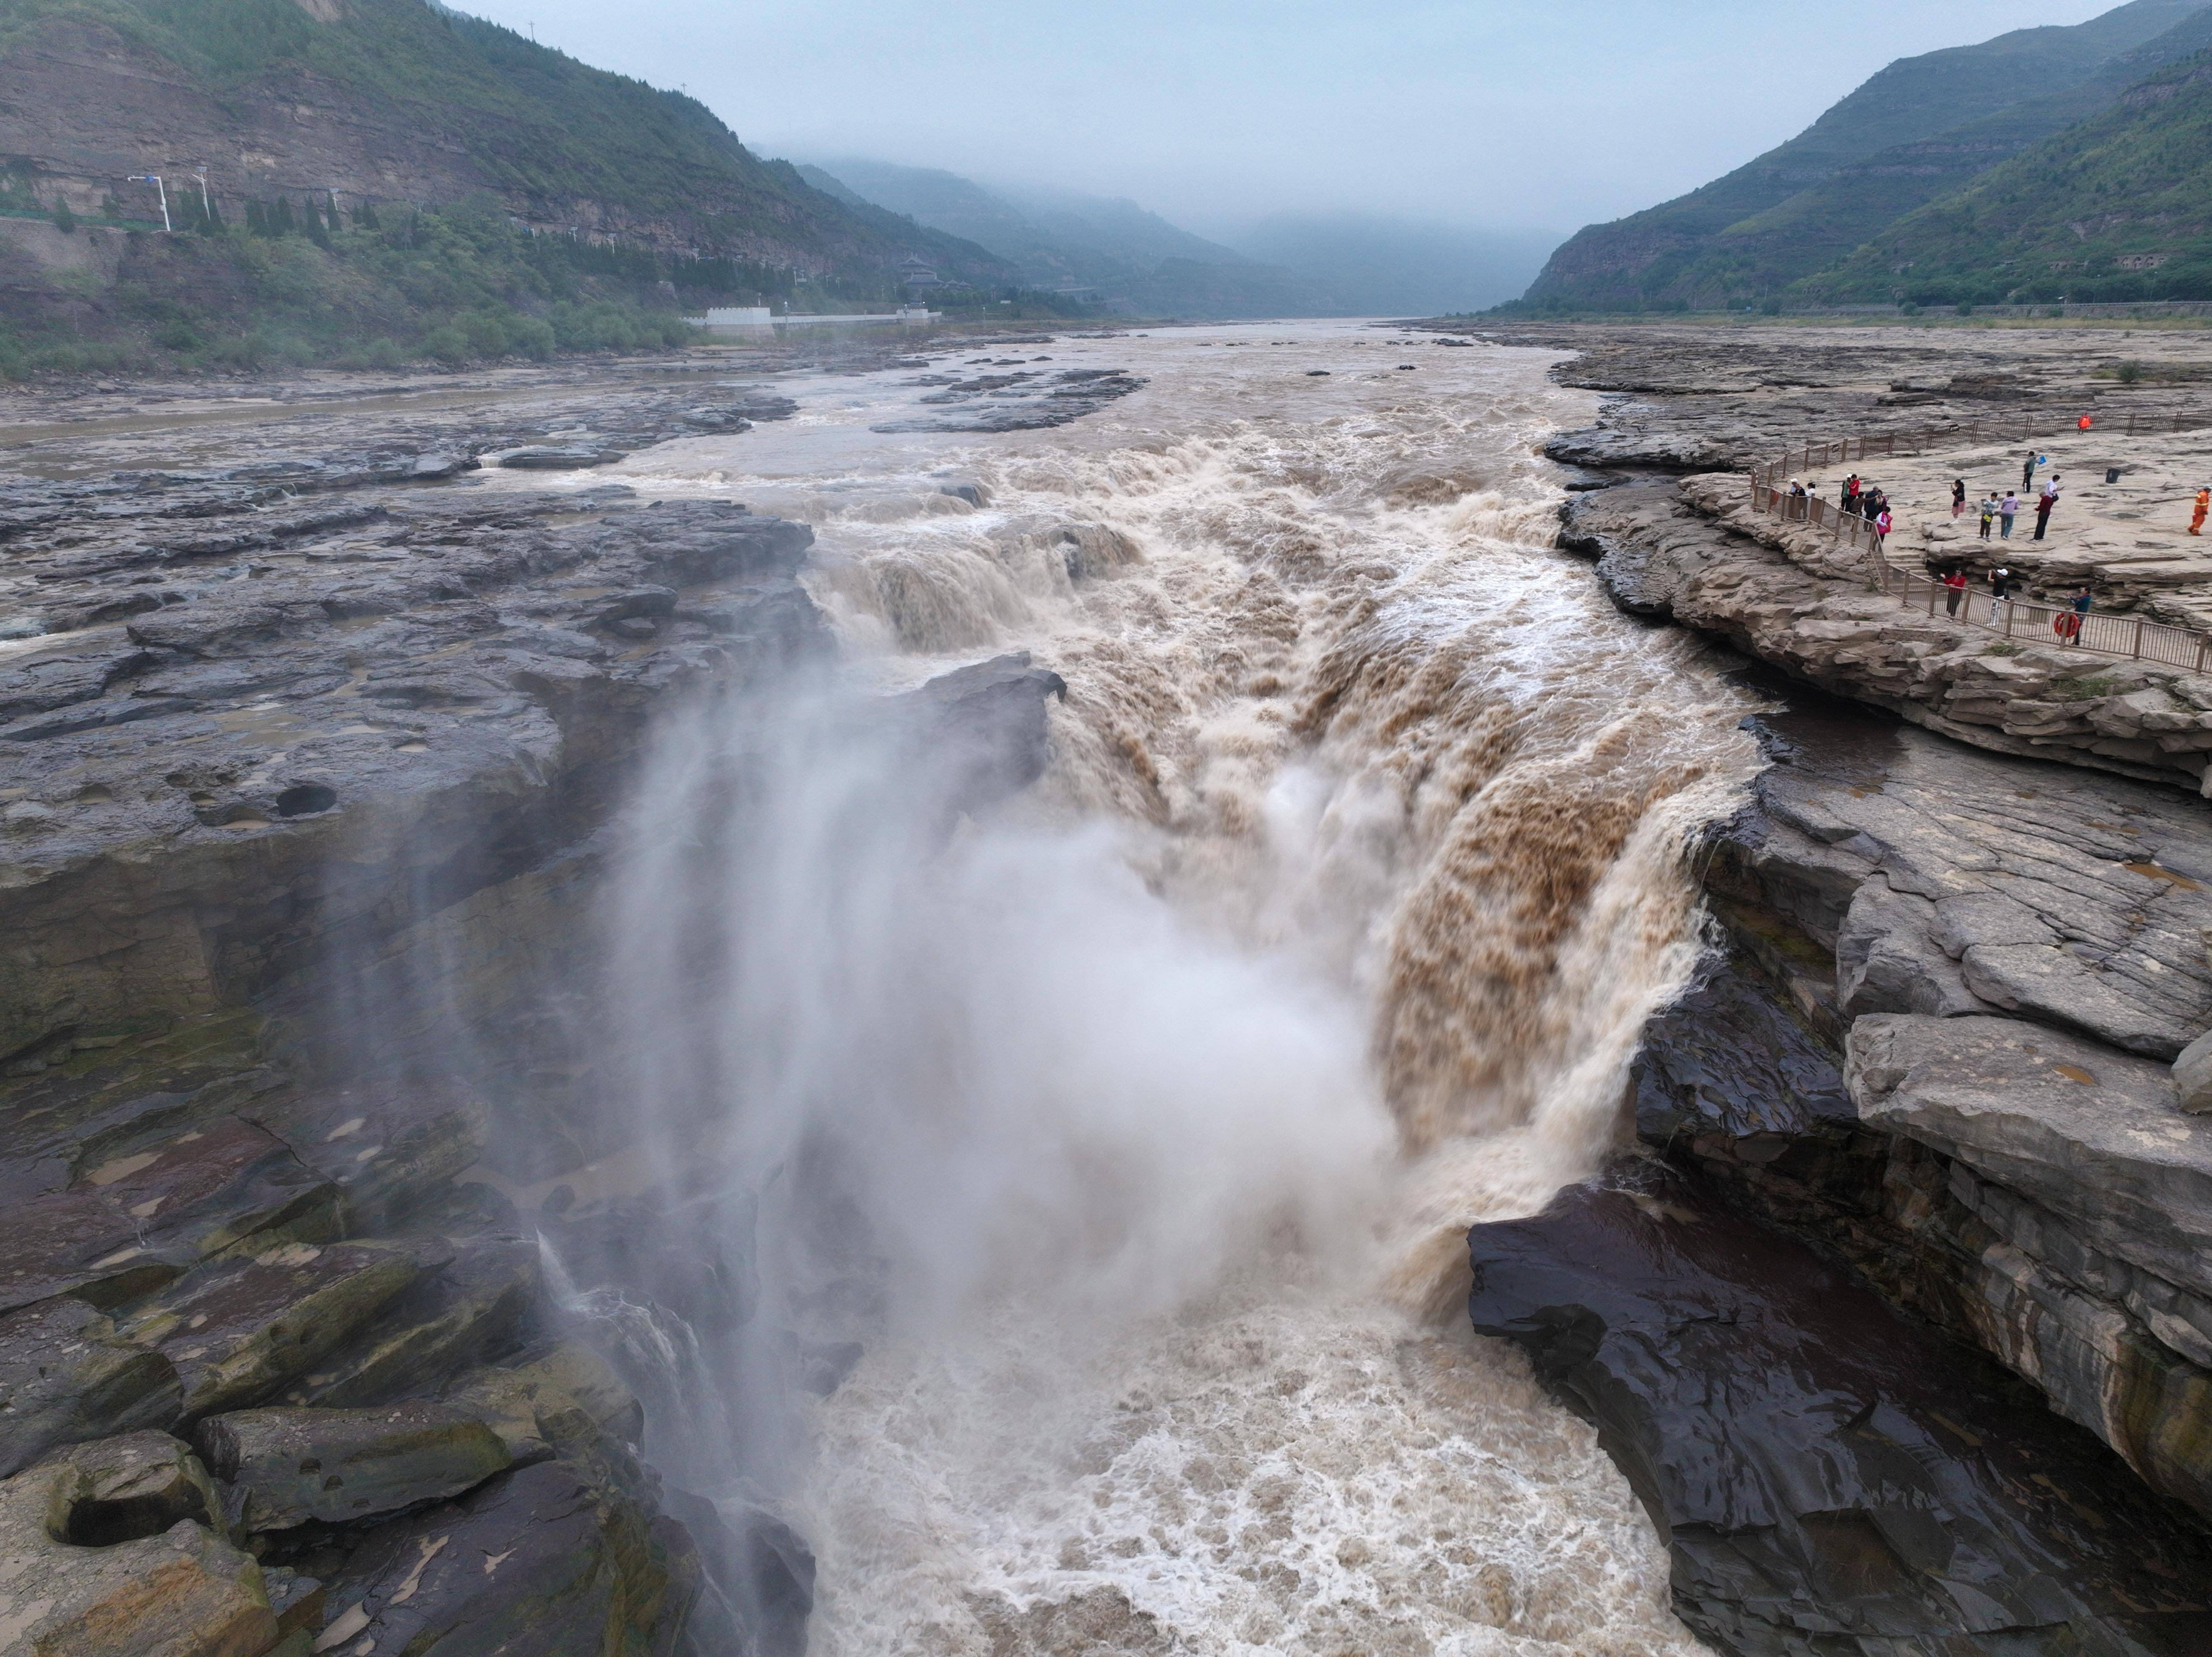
[2192, 487, 2209, 536]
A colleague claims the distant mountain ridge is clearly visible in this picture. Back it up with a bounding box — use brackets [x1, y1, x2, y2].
[1523, 0, 2210, 310]
[1230, 215, 1558, 317]
[797, 158, 1328, 318]
[801, 158, 1555, 318]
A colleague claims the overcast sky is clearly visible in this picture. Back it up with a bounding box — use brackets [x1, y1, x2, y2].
[460, 0, 2126, 239]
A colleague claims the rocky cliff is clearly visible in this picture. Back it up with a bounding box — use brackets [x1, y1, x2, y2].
[0, 347, 1077, 1655]
[1453, 318, 2212, 1652]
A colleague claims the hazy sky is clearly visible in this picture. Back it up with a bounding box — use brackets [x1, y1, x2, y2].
[462, 0, 2126, 237]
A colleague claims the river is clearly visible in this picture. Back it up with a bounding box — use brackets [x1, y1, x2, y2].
[498, 320, 1764, 1654]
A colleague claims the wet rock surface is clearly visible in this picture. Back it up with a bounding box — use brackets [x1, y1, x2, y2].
[1450, 319, 2212, 1652]
[1468, 1160, 2212, 1657]
[871, 364, 1147, 432]
[1447, 320, 2212, 478]
[196, 1402, 513, 1531]
[0, 1430, 277, 1656]
[1647, 680, 2212, 1543]
[0, 352, 1112, 1656]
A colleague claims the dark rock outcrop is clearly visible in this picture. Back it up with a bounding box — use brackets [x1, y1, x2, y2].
[316, 1459, 671, 1657]
[903, 650, 1070, 827]
[0, 1298, 183, 1478]
[872, 366, 1148, 432]
[1469, 1160, 2212, 1656]
[196, 1402, 513, 1531]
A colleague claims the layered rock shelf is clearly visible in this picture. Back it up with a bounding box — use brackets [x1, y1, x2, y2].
[1447, 320, 2212, 1653]
[0, 356, 1076, 1656]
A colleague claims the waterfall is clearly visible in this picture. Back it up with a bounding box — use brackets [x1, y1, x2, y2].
[562, 323, 1761, 1654]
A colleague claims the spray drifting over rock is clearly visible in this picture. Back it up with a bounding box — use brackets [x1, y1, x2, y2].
[589, 324, 1761, 1654]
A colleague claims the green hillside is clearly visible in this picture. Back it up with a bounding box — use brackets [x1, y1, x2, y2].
[1518, 0, 2204, 310]
[1798, 48, 2212, 306]
[0, 0, 1021, 372]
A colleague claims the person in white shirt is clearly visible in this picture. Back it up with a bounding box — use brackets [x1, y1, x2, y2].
[2034, 475, 2061, 542]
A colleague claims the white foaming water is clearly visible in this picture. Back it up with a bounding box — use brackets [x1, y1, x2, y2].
[590, 323, 1760, 1654]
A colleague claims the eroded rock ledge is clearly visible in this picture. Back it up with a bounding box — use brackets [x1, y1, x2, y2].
[1562, 476, 2212, 794]
[0, 364, 1080, 1656]
[1460, 323, 2212, 1652]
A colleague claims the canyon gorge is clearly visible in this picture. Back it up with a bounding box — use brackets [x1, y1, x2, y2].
[2, 319, 2211, 1657]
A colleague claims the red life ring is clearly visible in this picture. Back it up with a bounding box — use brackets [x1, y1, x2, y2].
[2054, 613, 2081, 640]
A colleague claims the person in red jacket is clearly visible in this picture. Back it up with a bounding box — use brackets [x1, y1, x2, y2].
[1942, 567, 1968, 618]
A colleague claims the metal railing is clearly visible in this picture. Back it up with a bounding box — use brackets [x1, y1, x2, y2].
[1749, 480, 1883, 548]
[1754, 407, 2212, 482]
[1879, 570, 2212, 674]
[1736, 413, 2212, 673]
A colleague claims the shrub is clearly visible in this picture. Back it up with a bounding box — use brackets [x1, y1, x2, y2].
[50, 199, 75, 234]
[459, 310, 510, 357]
[335, 337, 408, 370]
[506, 315, 556, 360]
[422, 324, 471, 366]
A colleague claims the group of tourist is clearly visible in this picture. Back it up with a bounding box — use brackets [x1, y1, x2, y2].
[1782, 471, 1893, 544]
[1782, 438, 2212, 661]
[1934, 565, 2095, 643]
[1953, 459, 2064, 542]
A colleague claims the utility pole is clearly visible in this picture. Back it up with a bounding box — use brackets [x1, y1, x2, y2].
[127, 173, 171, 232]
[191, 171, 210, 217]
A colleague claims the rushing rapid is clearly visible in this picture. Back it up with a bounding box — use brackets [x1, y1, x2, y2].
[534, 322, 1762, 1654]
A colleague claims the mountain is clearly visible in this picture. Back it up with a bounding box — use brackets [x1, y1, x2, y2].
[0, 0, 1020, 371]
[992, 183, 1253, 271]
[1521, 0, 2207, 310]
[1799, 45, 2212, 305]
[1228, 215, 1561, 317]
[799, 158, 1334, 318]
[0, 0, 1006, 279]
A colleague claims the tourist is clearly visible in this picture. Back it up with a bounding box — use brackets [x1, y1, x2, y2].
[2192, 486, 2208, 537]
[2000, 490, 2020, 538]
[1843, 474, 1862, 515]
[1952, 478, 1967, 518]
[1978, 492, 1998, 540]
[2034, 474, 2061, 541]
[1874, 505, 1892, 548]
[1943, 567, 1968, 617]
[2022, 452, 2044, 490]
[2056, 585, 2091, 645]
